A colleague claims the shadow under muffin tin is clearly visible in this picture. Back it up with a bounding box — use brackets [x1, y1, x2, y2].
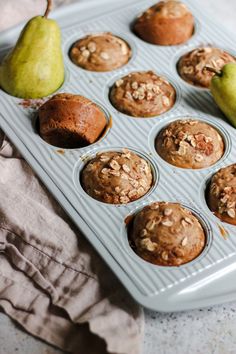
[1, 0, 236, 309]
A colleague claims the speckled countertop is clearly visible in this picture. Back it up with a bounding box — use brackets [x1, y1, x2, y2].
[1, 1, 236, 353]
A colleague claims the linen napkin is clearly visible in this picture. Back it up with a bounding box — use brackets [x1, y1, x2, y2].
[0, 130, 144, 354]
[0, 1, 144, 353]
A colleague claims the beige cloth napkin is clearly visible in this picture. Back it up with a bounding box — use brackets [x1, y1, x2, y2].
[0, 131, 143, 353]
[0, 1, 144, 353]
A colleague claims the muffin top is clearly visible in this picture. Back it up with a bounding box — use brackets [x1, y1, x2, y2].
[110, 71, 176, 117]
[81, 149, 153, 204]
[39, 93, 107, 148]
[130, 202, 206, 266]
[156, 119, 224, 169]
[137, 1, 191, 20]
[178, 47, 236, 88]
[69, 32, 131, 72]
[208, 164, 236, 225]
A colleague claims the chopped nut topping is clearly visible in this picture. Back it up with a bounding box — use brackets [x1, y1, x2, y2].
[183, 66, 194, 74]
[87, 42, 96, 53]
[115, 186, 120, 193]
[140, 238, 156, 251]
[82, 49, 90, 58]
[162, 96, 170, 106]
[181, 237, 188, 246]
[146, 219, 156, 231]
[161, 219, 173, 227]
[125, 91, 133, 100]
[116, 79, 124, 87]
[164, 208, 173, 216]
[101, 168, 109, 174]
[184, 217, 193, 224]
[100, 155, 110, 162]
[100, 52, 110, 60]
[131, 81, 138, 90]
[195, 154, 203, 162]
[161, 251, 168, 261]
[150, 203, 159, 210]
[120, 196, 130, 204]
[109, 160, 121, 170]
[128, 189, 137, 198]
[122, 164, 130, 173]
[109, 170, 120, 177]
[140, 229, 148, 237]
[227, 208, 235, 218]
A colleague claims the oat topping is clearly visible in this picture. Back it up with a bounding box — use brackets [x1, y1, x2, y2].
[81, 149, 153, 204]
[111, 71, 176, 117]
[178, 47, 236, 88]
[130, 202, 205, 266]
[70, 33, 131, 72]
[156, 119, 224, 169]
[208, 164, 236, 224]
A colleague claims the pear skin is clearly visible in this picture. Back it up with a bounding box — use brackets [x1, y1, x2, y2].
[210, 63, 236, 128]
[0, 12, 64, 98]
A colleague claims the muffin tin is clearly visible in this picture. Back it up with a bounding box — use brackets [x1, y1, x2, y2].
[1, 0, 236, 312]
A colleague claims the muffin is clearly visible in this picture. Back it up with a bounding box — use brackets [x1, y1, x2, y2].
[110, 71, 176, 117]
[178, 47, 236, 88]
[156, 119, 224, 169]
[207, 164, 236, 225]
[130, 202, 206, 266]
[81, 149, 153, 204]
[69, 33, 131, 72]
[134, 1, 194, 45]
[39, 93, 107, 148]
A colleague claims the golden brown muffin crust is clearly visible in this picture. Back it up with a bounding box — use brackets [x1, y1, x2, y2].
[69, 32, 131, 72]
[156, 119, 224, 169]
[178, 47, 236, 88]
[81, 149, 153, 204]
[130, 202, 206, 266]
[39, 93, 107, 148]
[208, 164, 236, 225]
[134, 1, 194, 45]
[110, 71, 176, 117]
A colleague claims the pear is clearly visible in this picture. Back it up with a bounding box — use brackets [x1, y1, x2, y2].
[0, 0, 64, 99]
[207, 63, 236, 128]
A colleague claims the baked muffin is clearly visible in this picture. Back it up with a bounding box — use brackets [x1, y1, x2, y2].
[39, 93, 107, 148]
[178, 47, 236, 88]
[110, 71, 176, 117]
[81, 149, 153, 204]
[156, 119, 224, 169]
[134, 1, 194, 45]
[207, 164, 236, 225]
[69, 33, 131, 72]
[130, 202, 206, 266]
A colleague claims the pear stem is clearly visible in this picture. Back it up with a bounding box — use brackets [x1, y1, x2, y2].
[44, 0, 52, 18]
[204, 66, 222, 76]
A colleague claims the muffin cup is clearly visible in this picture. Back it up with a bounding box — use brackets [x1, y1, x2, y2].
[73, 146, 159, 207]
[33, 99, 112, 150]
[149, 114, 232, 171]
[120, 201, 212, 268]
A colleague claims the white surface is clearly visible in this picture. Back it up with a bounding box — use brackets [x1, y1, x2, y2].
[1, 0, 236, 353]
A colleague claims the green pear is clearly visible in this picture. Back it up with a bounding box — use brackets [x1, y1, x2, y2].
[209, 63, 236, 128]
[0, 0, 64, 99]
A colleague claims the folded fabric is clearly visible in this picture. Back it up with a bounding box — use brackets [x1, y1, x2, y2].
[0, 130, 143, 354]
